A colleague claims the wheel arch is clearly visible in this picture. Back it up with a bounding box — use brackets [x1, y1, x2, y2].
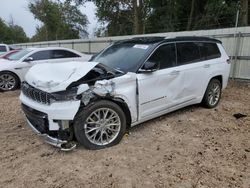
[106, 97, 132, 129]
[205, 75, 223, 93]
[77, 97, 132, 130]
[211, 75, 223, 87]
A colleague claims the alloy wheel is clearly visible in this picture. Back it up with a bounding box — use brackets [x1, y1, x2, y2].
[0, 74, 16, 91]
[84, 108, 121, 146]
[207, 82, 221, 106]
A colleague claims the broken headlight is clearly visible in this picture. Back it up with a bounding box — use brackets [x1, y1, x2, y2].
[51, 87, 80, 102]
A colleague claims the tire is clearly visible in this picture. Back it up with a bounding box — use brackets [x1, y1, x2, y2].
[74, 100, 127, 150]
[0, 71, 20, 92]
[202, 79, 222, 108]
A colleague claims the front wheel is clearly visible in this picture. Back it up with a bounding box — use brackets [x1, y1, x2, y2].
[202, 79, 222, 108]
[0, 72, 19, 92]
[74, 100, 127, 150]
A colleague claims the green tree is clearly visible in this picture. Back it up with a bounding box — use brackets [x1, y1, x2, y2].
[0, 18, 9, 43]
[8, 25, 29, 43]
[194, 0, 238, 30]
[145, 0, 181, 33]
[145, 0, 240, 33]
[92, 0, 150, 36]
[93, 0, 133, 36]
[0, 18, 28, 44]
[29, 0, 88, 41]
[241, 0, 248, 26]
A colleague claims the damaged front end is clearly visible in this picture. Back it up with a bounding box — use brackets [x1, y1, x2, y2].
[20, 61, 132, 151]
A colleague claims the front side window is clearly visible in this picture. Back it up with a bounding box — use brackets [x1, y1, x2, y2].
[92, 43, 154, 73]
[52, 50, 80, 59]
[147, 43, 176, 69]
[30, 50, 52, 61]
[177, 42, 200, 65]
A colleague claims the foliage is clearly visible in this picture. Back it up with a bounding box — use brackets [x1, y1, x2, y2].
[0, 18, 28, 44]
[93, 0, 132, 36]
[1, 0, 249, 43]
[93, 0, 248, 36]
[29, 0, 89, 41]
[92, 0, 151, 36]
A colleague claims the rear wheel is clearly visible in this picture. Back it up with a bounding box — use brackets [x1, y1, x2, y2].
[74, 100, 127, 150]
[202, 79, 222, 108]
[0, 72, 19, 92]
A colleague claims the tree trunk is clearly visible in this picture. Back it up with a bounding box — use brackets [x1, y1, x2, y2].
[241, 0, 248, 26]
[186, 0, 195, 30]
[133, 0, 143, 34]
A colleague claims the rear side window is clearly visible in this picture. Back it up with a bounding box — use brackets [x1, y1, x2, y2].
[30, 50, 52, 61]
[0, 46, 7, 52]
[176, 42, 200, 65]
[148, 43, 176, 69]
[199, 43, 221, 60]
[52, 50, 80, 59]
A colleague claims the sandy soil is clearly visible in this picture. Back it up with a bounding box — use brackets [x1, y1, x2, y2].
[0, 81, 249, 188]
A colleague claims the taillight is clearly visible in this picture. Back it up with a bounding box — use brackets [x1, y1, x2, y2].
[226, 59, 231, 64]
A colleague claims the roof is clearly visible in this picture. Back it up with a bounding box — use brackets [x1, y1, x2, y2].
[26, 47, 74, 50]
[117, 36, 222, 45]
[165, 36, 222, 43]
[116, 37, 165, 44]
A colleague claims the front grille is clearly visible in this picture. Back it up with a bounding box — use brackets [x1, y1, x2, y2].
[22, 104, 49, 134]
[21, 82, 54, 105]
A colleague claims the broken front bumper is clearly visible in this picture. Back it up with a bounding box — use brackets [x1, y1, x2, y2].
[26, 119, 67, 148]
[20, 92, 80, 150]
[20, 92, 80, 130]
[21, 103, 68, 148]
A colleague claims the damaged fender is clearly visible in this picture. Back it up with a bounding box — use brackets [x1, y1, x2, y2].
[78, 73, 138, 123]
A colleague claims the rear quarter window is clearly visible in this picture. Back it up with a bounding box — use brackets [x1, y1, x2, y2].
[199, 43, 221, 60]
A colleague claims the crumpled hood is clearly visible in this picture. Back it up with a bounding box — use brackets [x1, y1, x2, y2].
[25, 61, 98, 93]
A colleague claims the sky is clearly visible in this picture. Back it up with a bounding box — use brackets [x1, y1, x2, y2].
[0, 0, 98, 38]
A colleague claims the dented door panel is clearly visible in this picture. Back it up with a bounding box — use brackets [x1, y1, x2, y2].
[137, 67, 184, 119]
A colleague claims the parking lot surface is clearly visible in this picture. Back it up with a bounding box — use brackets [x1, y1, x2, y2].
[0, 81, 249, 188]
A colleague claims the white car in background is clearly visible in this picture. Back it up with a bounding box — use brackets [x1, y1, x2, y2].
[0, 44, 17, 55]
[0, 47, 92, 91]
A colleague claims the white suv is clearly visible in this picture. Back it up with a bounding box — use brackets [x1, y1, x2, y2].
[20, 37, 231, 150]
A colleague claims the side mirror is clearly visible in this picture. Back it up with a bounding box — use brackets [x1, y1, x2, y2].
[24, 57, 34, 62]
[139, 61, 160, 73]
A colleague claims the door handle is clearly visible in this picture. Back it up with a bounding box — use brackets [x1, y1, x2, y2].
[204, 64, 210, 68]
[170, 70, 180, 75]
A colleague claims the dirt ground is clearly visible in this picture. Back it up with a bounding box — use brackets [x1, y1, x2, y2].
[0, 81, 249, 188]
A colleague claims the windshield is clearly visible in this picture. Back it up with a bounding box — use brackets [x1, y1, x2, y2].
[7, 49, 32, 61]
[92, 43, 153, 72]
